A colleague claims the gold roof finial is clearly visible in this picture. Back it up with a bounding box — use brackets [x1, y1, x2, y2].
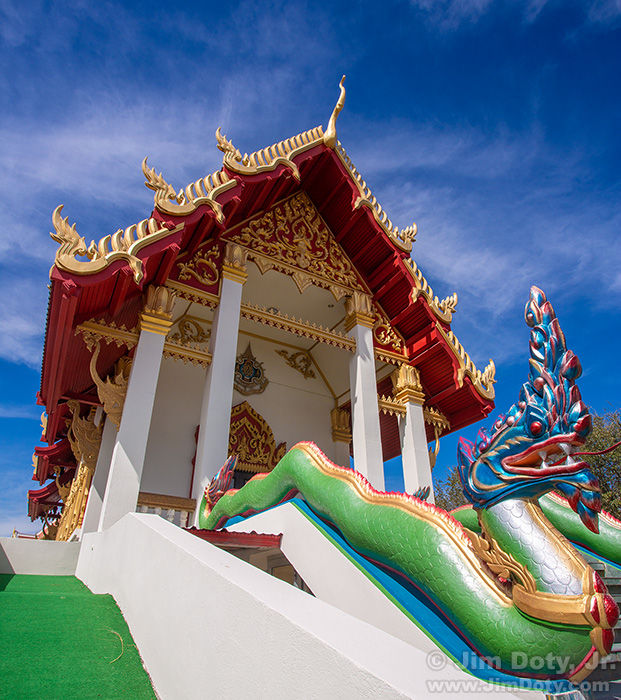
[323, 75, 346, 149]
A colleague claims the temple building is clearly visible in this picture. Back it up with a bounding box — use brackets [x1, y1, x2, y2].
[29, 79, 495, 544]
[15, 83, 621, 700]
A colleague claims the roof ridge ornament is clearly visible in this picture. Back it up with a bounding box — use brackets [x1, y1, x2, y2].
[50, 205, 184, 284]
[323, 75, 346, 149]
[142, 157, 185, 206]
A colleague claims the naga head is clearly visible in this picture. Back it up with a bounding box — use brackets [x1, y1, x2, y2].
[458, 287, 601, 532]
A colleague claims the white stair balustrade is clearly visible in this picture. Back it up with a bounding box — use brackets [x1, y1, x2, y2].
[136, 492, 196, 528]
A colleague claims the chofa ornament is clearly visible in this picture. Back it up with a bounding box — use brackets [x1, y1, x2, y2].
[199, 286, 619, 688]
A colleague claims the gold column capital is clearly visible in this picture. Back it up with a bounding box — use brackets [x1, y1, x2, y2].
[140, 285, 176, 335]
[222, 242, 248, 284]
[344, 292, 374, 332]
[330, 407, 352, 444]
[391, 364, 425, 405]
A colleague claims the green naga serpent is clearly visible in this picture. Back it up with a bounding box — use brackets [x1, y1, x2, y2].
[200, 287, 619, 685]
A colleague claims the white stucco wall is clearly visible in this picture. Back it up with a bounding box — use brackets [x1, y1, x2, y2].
[227, 502, 435, 650]
[0, 538, 80, 574]
[231, 333, 336, 459]
[76, 514, 545, 700]
[140, 357, 204, 498]
[140, 332, 338, 500]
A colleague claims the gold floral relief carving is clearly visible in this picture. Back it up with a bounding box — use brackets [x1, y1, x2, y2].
[177, 248, 220, 287]
[169, 318, 210, 346]
[227, 192, 364, 292]
[276, 349, 316, 379]
[373, 308, 404, 353]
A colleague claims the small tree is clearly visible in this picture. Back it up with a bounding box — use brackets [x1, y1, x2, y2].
[433, 408, 621, 518]
[433, 465, 467, 512]
[582, 408, 621, 520]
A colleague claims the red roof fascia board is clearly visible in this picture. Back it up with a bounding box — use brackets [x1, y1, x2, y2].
[28, 467, 75, 520]
[40, 278, 80, 435]
[33, 438, 74, 484]
[185, 527, 282, 549]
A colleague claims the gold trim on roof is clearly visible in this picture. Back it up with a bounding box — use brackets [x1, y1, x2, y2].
[143, 157, 234, 222]
[333, 142, 417, 252]
[435, 323, 496, 399]
[51, 206, 184, 283]
[403, 258, 458, 323]
[216, 125, 324, 182]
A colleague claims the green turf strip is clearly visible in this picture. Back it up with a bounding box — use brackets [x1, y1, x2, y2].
[0, 574, 156, 700]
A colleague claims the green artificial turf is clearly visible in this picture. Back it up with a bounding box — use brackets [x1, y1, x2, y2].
[0, 574, 156, 700]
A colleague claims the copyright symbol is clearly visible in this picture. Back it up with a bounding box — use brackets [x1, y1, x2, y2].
[426, 650, 447, 671]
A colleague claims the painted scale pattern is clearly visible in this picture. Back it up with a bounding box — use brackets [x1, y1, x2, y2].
[201, 442, 592, 678]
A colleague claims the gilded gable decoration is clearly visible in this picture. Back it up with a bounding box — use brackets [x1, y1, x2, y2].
[234, 344, 269, 396]
[276, 349, 316, 379]
[177, 248, 220, 288]
[226, 192, 365, 299]
[228, 401, 287, 473]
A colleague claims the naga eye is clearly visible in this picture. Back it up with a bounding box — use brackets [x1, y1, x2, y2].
[530, 420, 543, 436]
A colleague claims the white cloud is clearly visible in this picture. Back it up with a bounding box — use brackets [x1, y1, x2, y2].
[0, 272, 46, 367]
[587, 0, 621, 25]
[0, 404, 42, 420]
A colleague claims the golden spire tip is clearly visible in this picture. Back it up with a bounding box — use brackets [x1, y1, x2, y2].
[324, 75, 346, 149]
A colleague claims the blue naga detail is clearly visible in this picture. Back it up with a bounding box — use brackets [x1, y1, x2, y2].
[458, 286, 600, 533]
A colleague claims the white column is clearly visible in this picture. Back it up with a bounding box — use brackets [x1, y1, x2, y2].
[191, 244, 247, 524]
[98, 286, 175, 531]
[345, 293, 384, 490]
[391, 365, 435, 502]
[330, 407, 352, 468]
[81, 415, 116, 534]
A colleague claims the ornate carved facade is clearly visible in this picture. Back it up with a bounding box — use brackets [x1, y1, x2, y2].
[228, 402, 287, 474]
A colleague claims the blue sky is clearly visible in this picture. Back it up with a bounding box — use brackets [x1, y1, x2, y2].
[0, 0, 619, 535]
